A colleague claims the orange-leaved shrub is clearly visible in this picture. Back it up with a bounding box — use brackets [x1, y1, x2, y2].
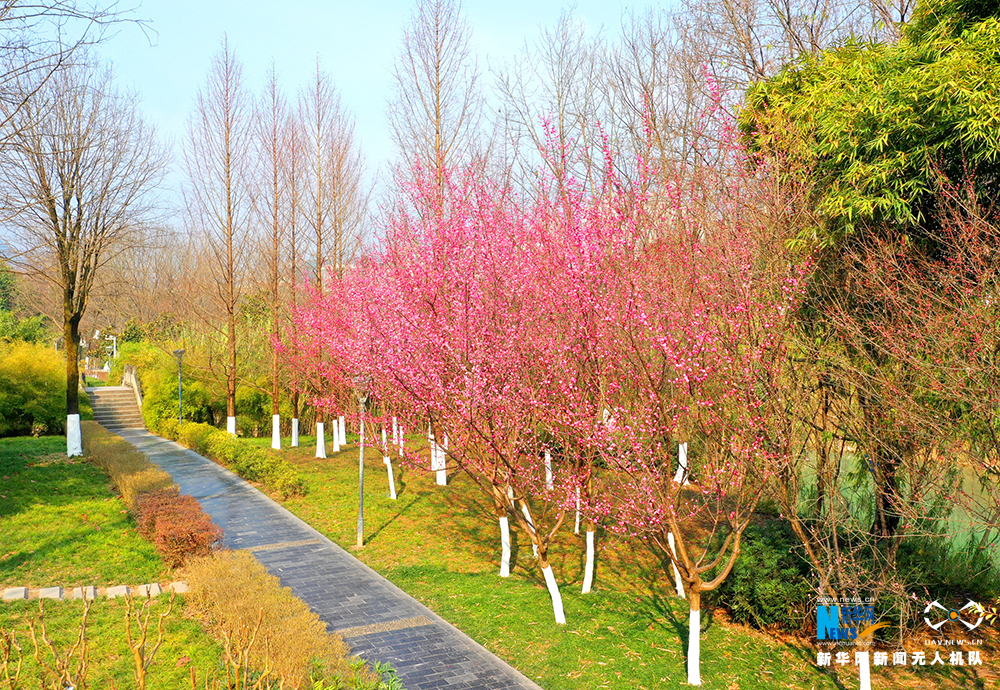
[134, 488, 222, 567]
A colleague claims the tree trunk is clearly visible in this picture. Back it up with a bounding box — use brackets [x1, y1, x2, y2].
[64, 312, 83, 457]
[539, 549, 566, 625]
[667, 532, 686, 598]
[498, 514, 511, 577]
[582, 526, 596, 593]
[316, 422, 327, 458]
[688, 588, 702, 685]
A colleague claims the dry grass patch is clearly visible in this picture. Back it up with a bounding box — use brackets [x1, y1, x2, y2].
[83, 421, 175, 507]
[184, 550, 378, 689]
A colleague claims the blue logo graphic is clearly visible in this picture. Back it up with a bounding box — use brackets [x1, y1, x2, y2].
[816, 604, 875, 640]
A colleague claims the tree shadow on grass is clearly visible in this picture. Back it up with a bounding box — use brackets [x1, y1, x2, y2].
[365, 493, 428, 545]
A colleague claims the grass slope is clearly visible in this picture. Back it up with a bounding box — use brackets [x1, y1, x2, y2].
[0, 435, 223, 689]
[249, 435, 841, 690]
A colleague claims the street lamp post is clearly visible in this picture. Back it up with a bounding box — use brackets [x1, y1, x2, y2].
[173, 350, 185, 425]
[105, 334, 117, 359]
[354, 375, 370, 548]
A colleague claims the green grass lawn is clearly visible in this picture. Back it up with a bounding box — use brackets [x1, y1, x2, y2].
[246, 434, 849, 690]
[0, 435, 224, 689]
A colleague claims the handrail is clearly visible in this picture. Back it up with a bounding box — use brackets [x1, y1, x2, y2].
[122, 363, 144, 412]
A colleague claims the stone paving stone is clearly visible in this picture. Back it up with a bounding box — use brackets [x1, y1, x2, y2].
[106, 585, 130, 599]
[72, 586, 97, 600]
[169, 581, 189, 594]
[115, 429, 545, 690]
[39, 586, 62, 600]
[137, 583, 162, 597]
[2, 587, 27, 600]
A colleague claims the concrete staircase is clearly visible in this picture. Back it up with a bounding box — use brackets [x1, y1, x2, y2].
[87, 386, 144, 431]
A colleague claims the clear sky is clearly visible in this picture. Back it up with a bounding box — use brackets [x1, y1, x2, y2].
[94, 0, 658, 207]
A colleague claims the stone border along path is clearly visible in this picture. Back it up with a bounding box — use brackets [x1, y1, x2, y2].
[2, 582, 188, 601]
[114, 429, 546, 690]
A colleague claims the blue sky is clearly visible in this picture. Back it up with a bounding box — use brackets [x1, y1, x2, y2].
[95, 0, 655, 201]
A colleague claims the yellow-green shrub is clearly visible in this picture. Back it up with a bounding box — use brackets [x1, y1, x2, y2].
[0, 341, 92, 437]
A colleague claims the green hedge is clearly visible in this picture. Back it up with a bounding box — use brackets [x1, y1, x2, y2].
[159, 420, 305, 499]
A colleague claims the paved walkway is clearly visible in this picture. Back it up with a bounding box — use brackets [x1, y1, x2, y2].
[115, 430, 545, 690]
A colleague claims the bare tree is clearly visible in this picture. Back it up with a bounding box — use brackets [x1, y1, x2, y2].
[493, 10, 605, 196]
[0, 1, 150, 147]
[298, 61, 365, 289]
[387, 0, 483, 193]
[0, 54, 167, 455]
[183, 37, 254, 435]
[284, 111, 305, 445]
[255, 62, 289, 449]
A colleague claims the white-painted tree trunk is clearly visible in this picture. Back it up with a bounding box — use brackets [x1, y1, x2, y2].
[66, 414, 82, 457]
[574, 486, 581, 534]
[541, 565, 566, 625]
[398, 427, 404, 457]
[858, 650, 871, 690]
[436, 434, 448, 486]
[499, 516, 511, 577]
[227, 416, 237, 435]
[338, 416, 346, 446]
[544, 450, 553, 490]
[382, 428, 387, 449]
[667, 532, 686, 598]
[333, 424, 341, 452]
[674, 441, 689, 484]
[392, 416, 398, 445]
[582, 529, 596, 593]
[271, 415, 281, 450]
[521, 502, 538, 557]
[384, 456, 397, 500]
[688, 607, 701, 685]
[291, 418, 299, 447]
[315, 422, 327, 459]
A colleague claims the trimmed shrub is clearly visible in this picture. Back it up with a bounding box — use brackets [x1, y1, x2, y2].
[177, 421, 214, 455]
[174, 422, 305, 499]
[185, 550, 375, 690]
[82, 421, 175, 507]
[134, 488, 222, 567]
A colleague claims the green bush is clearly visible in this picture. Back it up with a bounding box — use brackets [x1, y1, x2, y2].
[0, 341, 92, 437]
[172, 422, 305, 499]
[177, 421, 215, 454]
[712, 521, 813, 632]
[0, 311, 49, 343]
